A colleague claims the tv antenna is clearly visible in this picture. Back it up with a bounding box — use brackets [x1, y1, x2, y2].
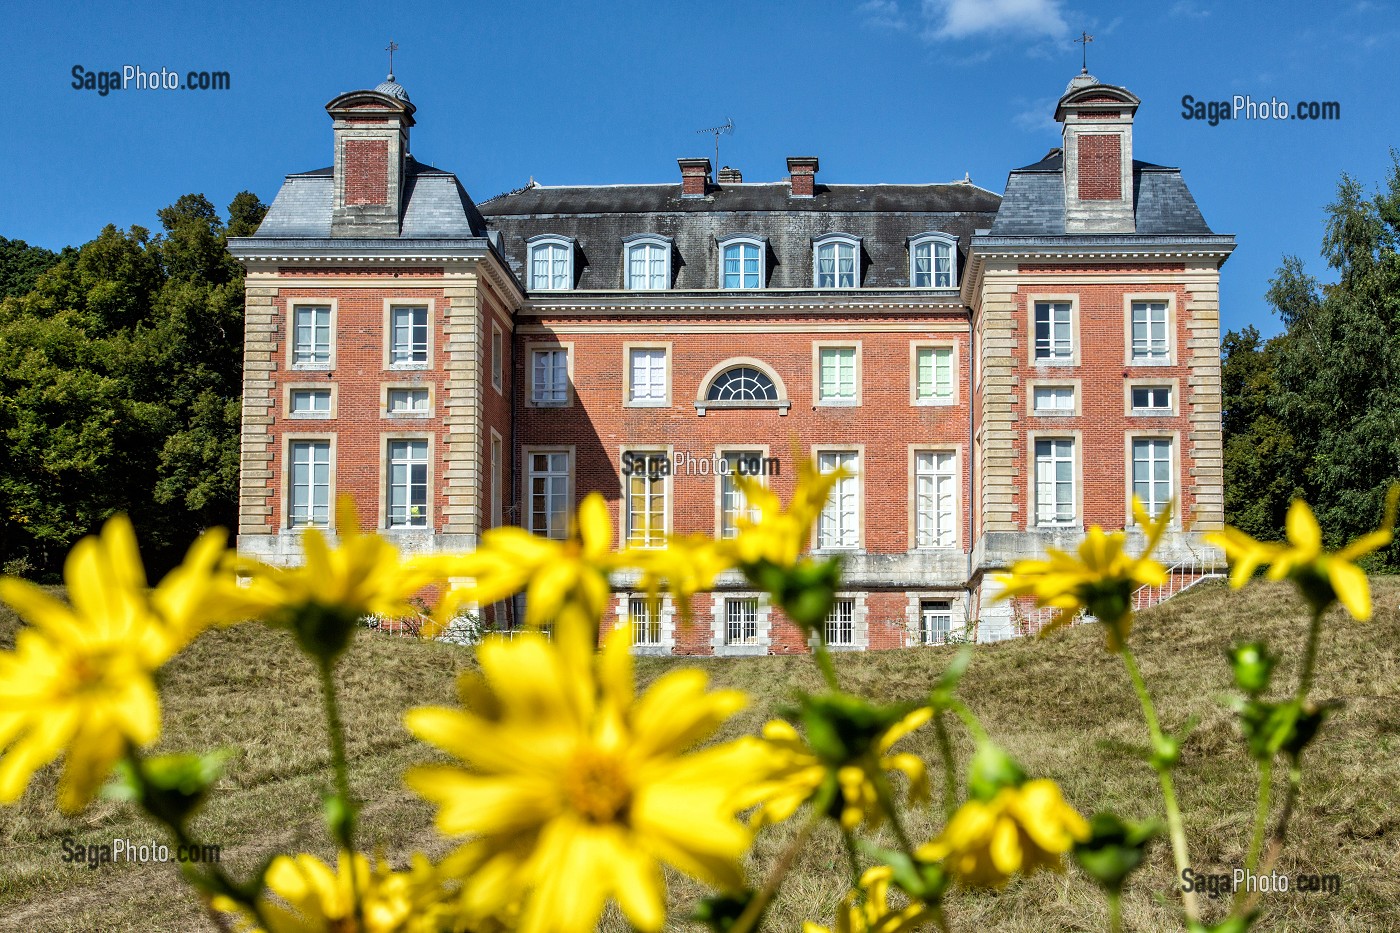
[696, 118, 734, 170]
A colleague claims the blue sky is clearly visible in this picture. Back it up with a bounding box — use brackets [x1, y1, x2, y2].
[4, 0, 1398, 336]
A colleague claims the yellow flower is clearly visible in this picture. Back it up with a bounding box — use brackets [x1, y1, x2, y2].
[235, 496, 444, 630]
[625, 533, 736, 621]
[917, 779, 1089, 888]
[993, 497, 1171, 650]
[803, 866, 930, 933]
[725, 458, 848, 568]
[216, 851, 411, 933]
[0, 515, 231, 812]
[739, 708, 932, 832]
[431, 492, 616, 649]
[403, 626, 766, 933]
[1205, 487, 1399, 620]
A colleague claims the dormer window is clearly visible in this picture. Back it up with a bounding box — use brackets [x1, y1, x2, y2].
[910, 233, 957, 288]
[527, 235, 574, 290]
[813, 234, 860, 288]
[718, 236, 765, 289]
[623, 235, 672, 290]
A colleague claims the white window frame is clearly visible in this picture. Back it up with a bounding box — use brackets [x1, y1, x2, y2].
[489, 429, 503, 529]
[385, 437, 430, 529]
[290, 303, 334, 369]
[623, 235, 672, 290]
[815, 343, 861, 407]
[387, 304, 430, 369]
[1031, 435, 1079, 528]
[825, 598, 856, 647]
[528, 344, 573, 407]
[527, 235, 575, 291]
[625, 344, 671, 407]
[909, 233, 957, 289]
[911, 342, 956, 406]
[815, 449, 861, 550]
[1125, 378, 1179, 417]
[286, 437, 333, 529]
[1030, 384, 1077, 417]
[710, 592, 772, 655]
[716, 447, 768, 539]
[622, 447, 671, 549]
[383, 385, 432, 418]
[618, 593, 674, 654]
[1032, 299, 1076, 364]
[717, 235, 766, 289]
[1127, 434, 1176, 522]
[286, 385, 334, 420]
[629, 596, 662, 646]
[524, 448, 573, 540]
[1127, 296, 1174, 365]
[725, 597, 760, 645]
[913, 449, 957, 549]
[812, 234, 861, 289]
[919, 599, 954, 646]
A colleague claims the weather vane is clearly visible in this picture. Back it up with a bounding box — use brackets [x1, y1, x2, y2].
[1074, 31, 1093, 73]
[385, 40, 399, 79]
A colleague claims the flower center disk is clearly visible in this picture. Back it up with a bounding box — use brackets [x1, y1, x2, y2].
[564, 747, 632, 824]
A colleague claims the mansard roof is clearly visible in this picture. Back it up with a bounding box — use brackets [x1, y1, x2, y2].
[476, 181, 999, 290]
[253, 157, 487, 238]
[989, 149, 1215, 236]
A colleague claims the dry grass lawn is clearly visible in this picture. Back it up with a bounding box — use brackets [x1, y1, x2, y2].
[1, 578, 1397, 932]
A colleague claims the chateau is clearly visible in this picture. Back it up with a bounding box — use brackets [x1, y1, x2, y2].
[227, 70, 1234, 652]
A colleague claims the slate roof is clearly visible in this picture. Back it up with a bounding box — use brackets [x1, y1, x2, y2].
[254, 158, 487, 238]
[988, 149, 1214, 236]
[476, 182, 1000, 290]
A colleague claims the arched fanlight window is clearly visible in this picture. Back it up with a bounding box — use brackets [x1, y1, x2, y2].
[909, 233, 957, 289]
[695, 358, 791, 416]
[526, 235, 574, 290]
[707, 366, 778, 401]
[813, 234, 861, 288]
[623, 234, 672, 290]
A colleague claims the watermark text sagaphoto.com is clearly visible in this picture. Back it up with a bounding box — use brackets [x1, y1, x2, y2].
[71, 65, 231, 96]
[1181, 94, 1340, 126]
[1180, 867, 1341, 900]
[61, 837, 221, 870]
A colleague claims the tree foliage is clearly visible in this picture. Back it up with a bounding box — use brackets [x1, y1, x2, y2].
[0, 193, 266, 577]
[1226, 153, 1400, 569]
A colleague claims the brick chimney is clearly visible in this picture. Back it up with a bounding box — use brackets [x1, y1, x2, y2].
[326, 80, 416, 236]
[678, 158, 711, 197]
[787, 156, 819, 198]
[717, 166, 742, 185]
[1055, 75, 1139, 234]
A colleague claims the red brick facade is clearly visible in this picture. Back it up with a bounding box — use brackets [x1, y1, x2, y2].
[1077, 134, 1122, 200]
[230, 73, 1232, 653]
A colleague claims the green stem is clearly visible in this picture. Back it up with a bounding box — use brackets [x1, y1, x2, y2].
[840, 826, 864, 888]
[317, 657, 364, 930]
[1295, 606, 1325, 704]
[122, 749, 270, 930]
[812, 637, 842, 692]
[948, 701, 990, 745]
[1106, 889, 1123, 933]
[870, 765, 916, 860]
[1244, 758, 1272, 874]
[933, 711, 958, 823]
[730, 812, 819, 933]
[1119, 647, 1198, 923]
[1234, 763, 1301, 920]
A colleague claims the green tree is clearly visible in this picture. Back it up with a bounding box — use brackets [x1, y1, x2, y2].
[0, 192, 266, 577]
[1220, 326, 1300, 541]
[0, 237, 62, 300]
[1263, 155, 1400, 568]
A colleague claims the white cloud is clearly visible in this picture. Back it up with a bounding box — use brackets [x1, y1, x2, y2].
[1012, 98, 1061, 136]
[858, 0, 909, 30]
[921, 0, 1068, 40]
[1168, 1, 1211, 19]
